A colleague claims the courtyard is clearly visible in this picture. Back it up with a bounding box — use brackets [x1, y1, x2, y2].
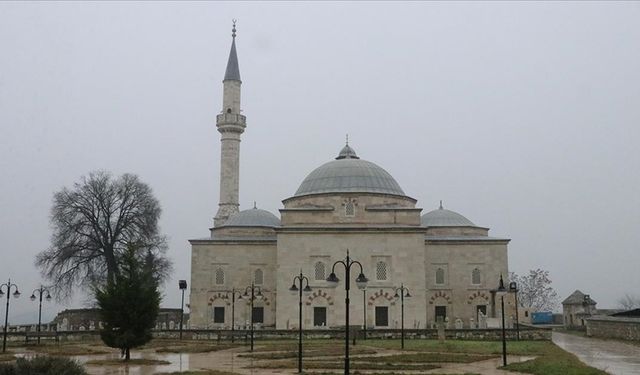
[0, 337, 607, 375]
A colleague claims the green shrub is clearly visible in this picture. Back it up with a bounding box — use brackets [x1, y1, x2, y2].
[0, 356, 87, 375]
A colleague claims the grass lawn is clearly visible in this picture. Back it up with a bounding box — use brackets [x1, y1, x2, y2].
[29, 343, 111, 356]
[0, 353, 16, 362]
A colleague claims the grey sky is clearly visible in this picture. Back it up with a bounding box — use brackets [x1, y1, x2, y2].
[1, 2, 639, 324]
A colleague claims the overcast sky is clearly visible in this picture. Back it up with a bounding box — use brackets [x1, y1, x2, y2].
[1, 2, 639, 324]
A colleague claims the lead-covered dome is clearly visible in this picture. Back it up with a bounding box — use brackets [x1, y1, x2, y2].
[294, 145, 406, 197]
[220, 207, 280, 228]
[421, 203, 475, 227]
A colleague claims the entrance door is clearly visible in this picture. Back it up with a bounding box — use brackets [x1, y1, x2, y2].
[314, 307, 327, 327]
[375, 306, 389, 327]
[435, 306, 447, 322]
[476, 305, 487, 321]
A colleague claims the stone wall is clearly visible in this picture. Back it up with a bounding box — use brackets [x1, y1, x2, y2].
[586, 316, 640, 341]
[52, 308, 188, 331]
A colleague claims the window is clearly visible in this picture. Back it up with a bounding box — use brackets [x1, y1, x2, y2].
[435, 268, 445, 285]
[345, 201, 355, 216]
[435, 306, 447, 322]
[376, 261, 387, 281]
[314, 261, 326, 281]
[476, 305, 487, 321]
[252, 307, 264, 324]
[254, 269, 263, 285]
[213, 307, 225, 323]
[525, 311, 529, 318]
[471, 268, 481, 285]
[215, 268, 225, 285]
[314, 307, 327, 327]
[375, 306, 389, 327]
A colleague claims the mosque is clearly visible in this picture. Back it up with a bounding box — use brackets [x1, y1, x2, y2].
[189, 25, 510, 330]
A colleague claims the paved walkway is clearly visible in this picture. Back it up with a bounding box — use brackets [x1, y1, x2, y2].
[552, 331, 640, 375]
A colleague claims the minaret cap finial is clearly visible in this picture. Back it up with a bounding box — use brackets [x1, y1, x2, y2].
[439, 200, 443, 210]
[346, 134, 349, 146]
[253, 201, 257, 209]
[232, 19, 237, 38]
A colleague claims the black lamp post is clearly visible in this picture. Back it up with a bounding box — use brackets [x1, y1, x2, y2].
[289, 271, 312, 373]
[509, 281, 520, 341]
[178, 279, 187, 340]
[496, 275, 508, 367]
[0, 279, 20, 353]
[362, 287, 367, 340]
[222, 289, 238, 343]
[326, 249, 368, 375]
[29, 286, 52, 344]
[393, 284, 411, 349]
[238, 282, 262, 352]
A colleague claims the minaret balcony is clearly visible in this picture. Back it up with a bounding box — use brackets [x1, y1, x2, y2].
[216, 113, 246, 126]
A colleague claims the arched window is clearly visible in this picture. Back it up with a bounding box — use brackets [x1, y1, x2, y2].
[435, 268, 445, 285]
[254, 269, 263, 285]
[314, 262, 326, 281]
[215, 268, 225, 285]
[345, 201, 355, 216]
[472, 268, 481, 285]
[376, 261, 387, 281]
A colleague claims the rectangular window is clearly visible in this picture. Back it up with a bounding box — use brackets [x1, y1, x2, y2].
[314, 307, 327, 327]
[375, 306, 389, 327]
[435, 306, 447, 322]
[252, 307, 264, 324]
[213, 307, 225, 323]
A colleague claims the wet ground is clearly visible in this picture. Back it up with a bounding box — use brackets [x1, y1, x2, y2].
[552, 331, 640, 375]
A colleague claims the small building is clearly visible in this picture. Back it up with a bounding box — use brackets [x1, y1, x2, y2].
[562, 290, 596, 329]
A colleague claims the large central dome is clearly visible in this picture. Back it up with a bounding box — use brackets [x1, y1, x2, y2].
[294, 144, 406, 197]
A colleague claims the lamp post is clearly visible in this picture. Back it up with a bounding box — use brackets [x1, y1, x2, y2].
[289, 271, 312, 373]
[509, 281, 520, 341]
[222, 289, 238, 343]
[326, 249, 368, 375]
[178, 280, 187, 340]
[0, 279, 20, 353]
[29, 286, 52, 344]
[393, 284, 411, 349]
[362, 287, 367, 340]
[238, 282, 262, 352]
[496, 275, 508, 367]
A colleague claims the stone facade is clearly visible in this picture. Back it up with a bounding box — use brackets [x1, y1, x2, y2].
[562, 290, 597, 329]
[189, 27, 513, 331]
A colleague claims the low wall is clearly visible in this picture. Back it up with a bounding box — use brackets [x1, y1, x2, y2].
[586, 316, 640, 341]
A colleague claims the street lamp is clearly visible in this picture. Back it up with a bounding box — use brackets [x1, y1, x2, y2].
[289, 271, 312, 373]
[222, 289, 238, 343]
[362, 286, 367, 340]
[509, 281, 520, 341]
[178, 280, 187, 340]
[326, 249, 368, 375]
[393, 284, 411, 349]
[0, 279, 20, 353]
[496, 275, 508, 367]
[238, 282, 262, 352]
[29, 285, 52, 344]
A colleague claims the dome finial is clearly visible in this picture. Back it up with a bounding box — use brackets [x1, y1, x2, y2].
[232, 19, 237, 39]
[346, 134, 349, 146]
[253, 201, 257, 209]
[439, 200, 443, 210]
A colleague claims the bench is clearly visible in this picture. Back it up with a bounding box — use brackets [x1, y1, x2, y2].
[25, 331, 59, 343]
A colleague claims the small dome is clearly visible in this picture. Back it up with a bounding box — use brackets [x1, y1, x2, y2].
[421, 203, 475, 227]
[221, 208, 280, 228]
[294, 145, 405, 197]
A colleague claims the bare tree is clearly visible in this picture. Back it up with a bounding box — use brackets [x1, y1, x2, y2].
[617, 294, 640, 310]
[36, 171, 172, 299]
[510, 269, 559, 312]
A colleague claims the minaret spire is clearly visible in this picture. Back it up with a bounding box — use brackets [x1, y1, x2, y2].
[214, 21, 246, 228]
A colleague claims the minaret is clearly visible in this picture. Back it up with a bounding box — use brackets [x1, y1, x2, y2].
[214, 21, 246, 227]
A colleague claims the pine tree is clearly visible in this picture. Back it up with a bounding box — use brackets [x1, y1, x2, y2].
[95, 244, 161, 360]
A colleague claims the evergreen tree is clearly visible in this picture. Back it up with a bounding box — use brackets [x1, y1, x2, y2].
[95, 244, 161, 360]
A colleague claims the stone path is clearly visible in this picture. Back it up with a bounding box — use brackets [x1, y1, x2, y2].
[553, 331, 640, 375]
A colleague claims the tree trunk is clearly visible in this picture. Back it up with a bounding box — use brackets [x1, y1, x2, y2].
[125, 347, 130, 360]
